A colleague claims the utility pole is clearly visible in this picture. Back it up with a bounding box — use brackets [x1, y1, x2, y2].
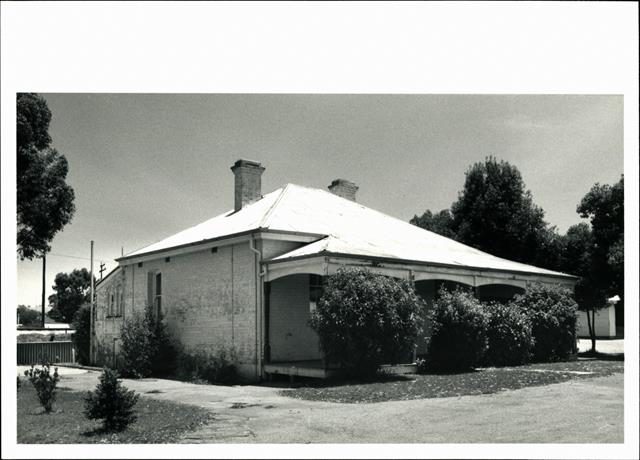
[89, 241, 95, 365]
[41, 254, 46, 329]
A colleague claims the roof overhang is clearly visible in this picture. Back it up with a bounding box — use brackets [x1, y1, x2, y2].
[115, 228, 325, 265]
[263, 251, 577, 287]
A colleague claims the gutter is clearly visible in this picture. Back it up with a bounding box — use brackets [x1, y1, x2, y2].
[264, 250, 579, 281]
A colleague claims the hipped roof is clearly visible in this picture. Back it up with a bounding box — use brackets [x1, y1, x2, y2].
[123, 184, 574, 279]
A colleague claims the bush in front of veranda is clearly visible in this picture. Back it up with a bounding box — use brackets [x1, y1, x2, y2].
[84, 367, 139, 432]
[482, 301, 534, 367]
[509, 283, 578, 362]
[119, 305, 178, 378]
[308, 267, 425, 378]
[424, 287, 488, 372]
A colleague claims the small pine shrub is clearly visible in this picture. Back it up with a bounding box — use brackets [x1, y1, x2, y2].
[482, 301, 534, 366]
[510, 283, 578, 362]
[84, 367, 139, 432]
[176, 347, 238, 385]
[309, 268, 424, 377]
[24, 361, 60, 413]
[425, 288, 488, 372]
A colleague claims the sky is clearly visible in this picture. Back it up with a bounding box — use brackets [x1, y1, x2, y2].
[16, 94, 623, 309]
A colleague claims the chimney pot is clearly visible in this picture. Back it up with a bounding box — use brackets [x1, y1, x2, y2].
[231, 159, 265, 212]
[328, 178, 359, 202]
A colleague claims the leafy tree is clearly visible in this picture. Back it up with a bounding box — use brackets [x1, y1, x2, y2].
[72, 304, 92, 365]
[450, 157, 555, 267]
[410, 209, 456, 239]
[17, 93, 75, 260]
[84, 367, 139, 432]
[411, 157, 561, 270]
[572, 176, 624, 351]
[47, 268, 94, 324]
[577, 177, 624, 298]
[17, 305, 42, 328]
[309, 268, 424, 377]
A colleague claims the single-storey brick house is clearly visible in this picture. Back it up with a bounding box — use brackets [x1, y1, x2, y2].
[93, 159, 576, 380]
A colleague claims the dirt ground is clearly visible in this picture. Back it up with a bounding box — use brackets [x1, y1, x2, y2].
[23, 366, 623, 444]
[577, 338, 624, 354]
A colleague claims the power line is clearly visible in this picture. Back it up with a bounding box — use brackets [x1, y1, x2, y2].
[48, 252, 111, 262]
[48, 253, 91, 261]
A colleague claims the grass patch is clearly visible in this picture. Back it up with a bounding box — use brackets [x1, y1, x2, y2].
[18, 385, 214, 443]
[281, 359, 623, 403]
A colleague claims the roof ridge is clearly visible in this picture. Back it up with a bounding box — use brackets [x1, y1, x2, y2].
[258, 184, 291, 228]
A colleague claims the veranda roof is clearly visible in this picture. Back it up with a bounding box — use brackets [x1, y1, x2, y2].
[123, 183, 574, 279]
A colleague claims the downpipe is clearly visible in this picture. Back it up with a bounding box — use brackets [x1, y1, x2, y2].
[249, 235, 267, 380]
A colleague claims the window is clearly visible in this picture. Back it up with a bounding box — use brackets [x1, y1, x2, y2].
[117, 285, 124, 316]
[109, 290, 115, 316]
[147, 271, 162, 317]
[309, 274, 324, 313]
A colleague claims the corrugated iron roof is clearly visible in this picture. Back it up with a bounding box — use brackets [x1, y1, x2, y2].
[125, 183, 574, 279]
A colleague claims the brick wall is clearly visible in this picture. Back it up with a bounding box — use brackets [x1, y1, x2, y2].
[269, 274, 322, 362]
[94, 241, 259, 380]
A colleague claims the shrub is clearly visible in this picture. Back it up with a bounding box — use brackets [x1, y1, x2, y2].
[510, 283, 578, 362]
[17, 375, 22, 390]
[482, 301, 534, 366]
[120, 304, 178, 378]
[24, 361, 60, 413]
[84, 367, 139, 431]
[176, 347, 238, 385]
[71, 303, 91, 365]
[425, 288, 488, 371]
[309, 268, 424, 377]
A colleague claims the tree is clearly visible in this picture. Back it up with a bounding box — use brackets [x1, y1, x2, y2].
[17, 305, 42, 328]
[47, 268, 93, 324]
[309, 268, 424, 377]
[577, 176, 624, 298]
[72, 304, 92, 365]
[410, 209, 456, 239]
[449, 157, 555, 267]
[17, 93, 75, 260]
[572, 177, 624, 352]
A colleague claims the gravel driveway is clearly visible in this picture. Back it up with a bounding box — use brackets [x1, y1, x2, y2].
[37, 366, 623, 443]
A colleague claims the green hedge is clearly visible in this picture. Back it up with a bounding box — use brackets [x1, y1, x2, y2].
[425, 288, 488, 371]
[510, 284, 578, 362]
[309, 268, 424, 377]
[483, 301, 534, 366]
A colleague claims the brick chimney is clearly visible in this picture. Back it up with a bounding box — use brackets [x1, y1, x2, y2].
[230, 159, 265, 212]
[328, 178, 359, 202]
